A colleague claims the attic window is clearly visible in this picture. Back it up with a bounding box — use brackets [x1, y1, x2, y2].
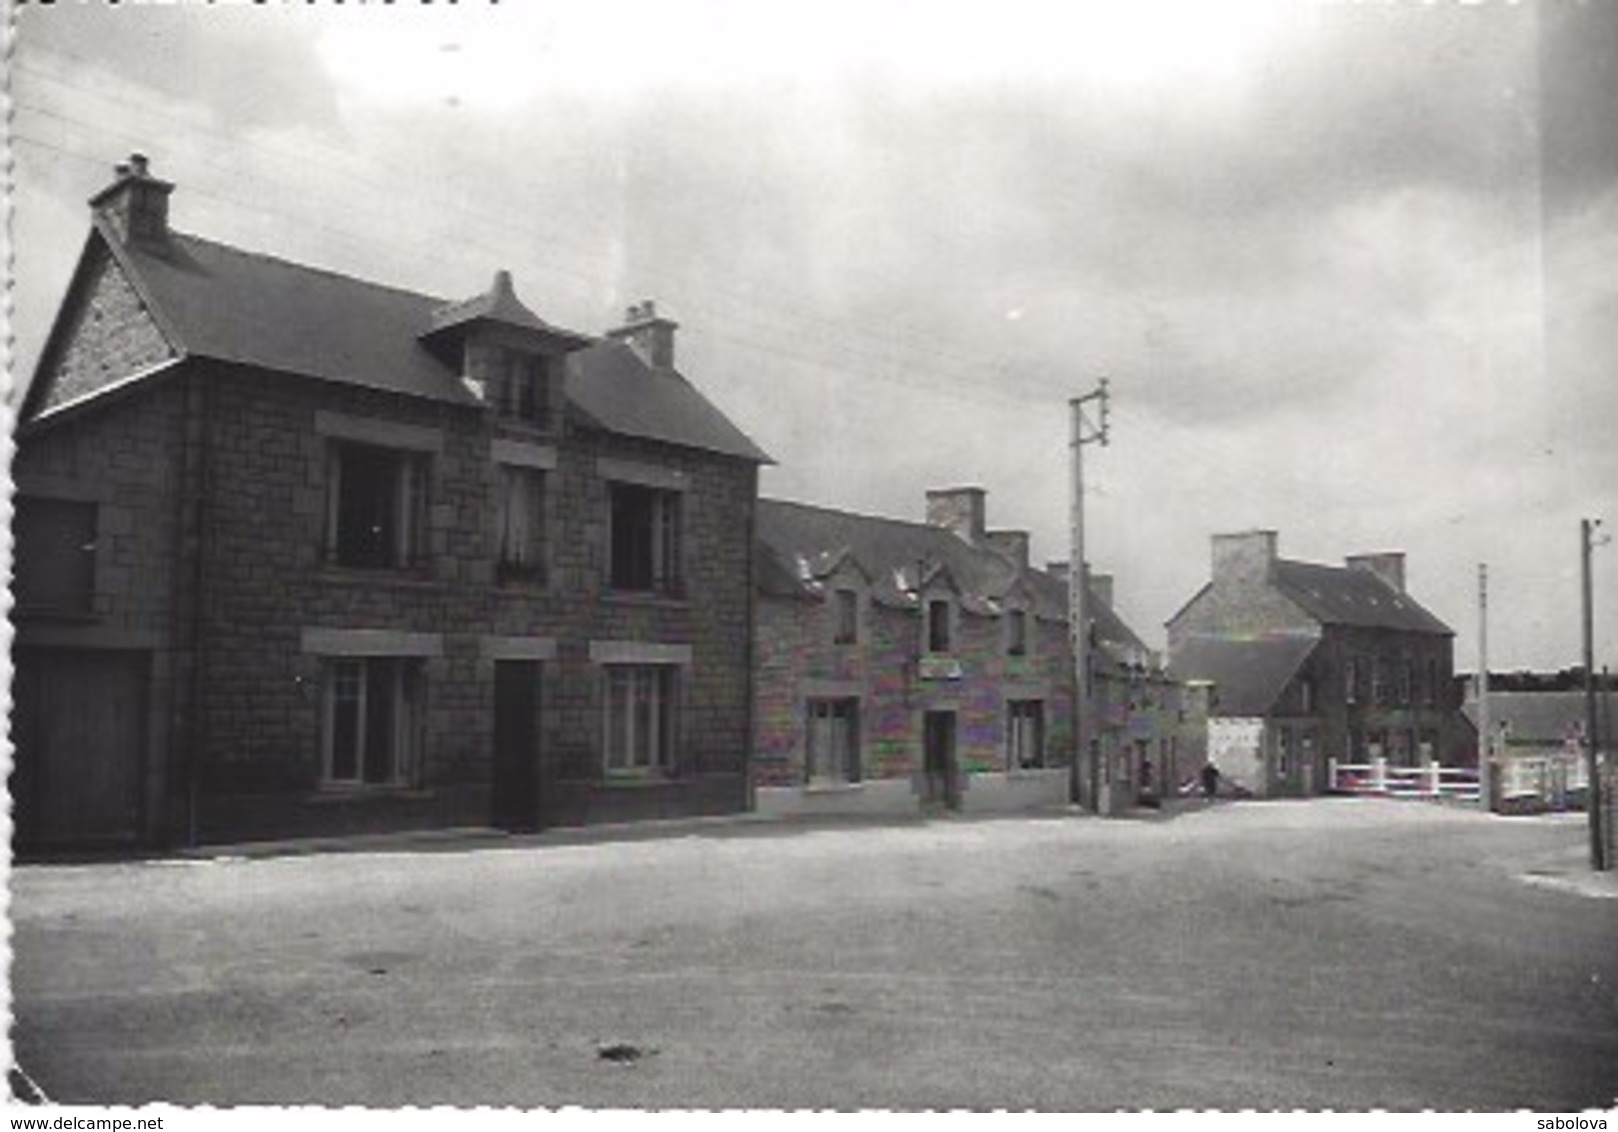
[492, 350, 549, 427]
[927, 599, 953, 653]
[833, 589, 859, 645]
[1006, 609, 1028, 657]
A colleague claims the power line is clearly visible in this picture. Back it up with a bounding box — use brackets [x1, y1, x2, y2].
[12, 51, 1057, 393]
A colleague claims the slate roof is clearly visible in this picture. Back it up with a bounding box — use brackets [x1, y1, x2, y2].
[567, 339, 772, 464]
[1461, 692, 1593, 746]
[755, 497, 1149, 655]
[1168, 635, 1320, 717]
[1273, 560, 1452, 635]
[37, 224, 771, 463]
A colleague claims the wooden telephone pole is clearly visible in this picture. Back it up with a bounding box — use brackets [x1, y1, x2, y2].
[1581, 519, 1608, 871]
[1069, 381, 1109, 812]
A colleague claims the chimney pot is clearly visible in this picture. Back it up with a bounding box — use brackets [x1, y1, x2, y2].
[91, 151, 174, 246]
[493, 269, 514, 295]
[608, 298, 679, 369]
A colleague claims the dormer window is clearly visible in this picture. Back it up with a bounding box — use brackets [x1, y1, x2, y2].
[492, 350, 549, 427]
[833, 588, 859, 646]
[1006, 609, 1028, 657]
[927, 599, 952, 653]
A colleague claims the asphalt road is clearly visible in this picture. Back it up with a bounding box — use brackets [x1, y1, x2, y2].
[9, 798, 1618, 1110]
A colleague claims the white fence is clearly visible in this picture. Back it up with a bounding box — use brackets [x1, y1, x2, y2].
[1494, 754, 1589, 805]
[1327, 757, 1480, 802]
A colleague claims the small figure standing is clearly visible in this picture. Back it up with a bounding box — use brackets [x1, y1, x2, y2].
[1200, 761, 1221, 800]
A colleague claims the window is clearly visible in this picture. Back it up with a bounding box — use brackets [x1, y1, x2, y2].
[927, 599, 952, 653]
[806, 698, 860, 784]
[832, 589, 859, 645]
[1299, 678, 1315, 714]
[492, 350, 550, 427]
[13, 497, 96, 614]
[604, 665, 676, 773]
[496, 464, 546, 583]
[1371, 660, 1388, 706]
[609, 483, 681, 594]
[1344, 658, 1359, 705]
[1277, 727, 1292, 779]
[1424, 659, 1438, 706]
[322, 657, 420, 786]
[1006, 609, 1028, 657]
[1007, 699, 1045, 769]
[327, 442, 427, 569]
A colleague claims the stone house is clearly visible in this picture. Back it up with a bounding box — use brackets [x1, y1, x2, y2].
[11, 154, 770, 851]
[752, 486, 1174, 816]
[1166, 530, 1461, 797]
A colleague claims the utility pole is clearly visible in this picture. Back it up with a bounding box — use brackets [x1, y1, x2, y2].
[1069, 380, 1109, 812]
[1478, 564, 1490, 811]
[1581, 518, 1608, 871]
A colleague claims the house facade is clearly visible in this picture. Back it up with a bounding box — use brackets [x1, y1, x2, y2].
[1166, 530, 1462, 797]
[752, 487, 1175, 817]
[11, 155, 770, 851]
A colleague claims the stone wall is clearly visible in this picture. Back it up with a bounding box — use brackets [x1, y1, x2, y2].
[168, 361, 755, 838]
[13, 375, 189, 844]
[34, 244, 173, 413]
[755, 576, 1076, 810]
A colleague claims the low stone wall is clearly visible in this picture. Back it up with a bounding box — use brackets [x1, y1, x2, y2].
[959, 768, 1070, 814]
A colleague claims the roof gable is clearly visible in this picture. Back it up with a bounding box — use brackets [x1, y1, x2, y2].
[24, 228, 180, 422]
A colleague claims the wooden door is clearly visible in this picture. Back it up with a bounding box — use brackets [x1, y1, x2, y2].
[13, 649, 147, 849]
[491, 661, 542, 831]
[922, 711, 959, 811]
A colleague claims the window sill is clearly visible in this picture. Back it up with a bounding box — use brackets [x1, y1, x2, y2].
[600, 771, 680, 788]
[317, 567, 444, 592]
[307, 784, 432, 802]
[804, 780, 863, 794]
[496, 565, 550, 590]
[602, 589, 689, 608]
[492, 416, 558, 437]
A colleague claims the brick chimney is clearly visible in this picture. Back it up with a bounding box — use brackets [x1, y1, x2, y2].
[925, 487, 986, 545]
[1046, 560, 1070, 583]
[90, 153, 173, 245]
[986, 529, 1030, 571]
[1346, 552, 1406, 594]
[607, 299, 678, 369]
[1212, 530, 1278, 587]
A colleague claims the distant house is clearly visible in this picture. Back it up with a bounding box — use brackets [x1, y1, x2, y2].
[752, 487, 1176, 816]
[1166, 530, 1462, 797]
[11, 154, 770, 851]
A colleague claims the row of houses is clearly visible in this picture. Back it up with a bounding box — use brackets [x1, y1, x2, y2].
[10, 155, 1467, 851]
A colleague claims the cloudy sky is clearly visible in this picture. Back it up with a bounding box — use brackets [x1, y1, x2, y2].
[8, 0, 1616, 672]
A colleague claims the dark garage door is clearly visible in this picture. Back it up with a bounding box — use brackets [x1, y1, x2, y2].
[13, 649, 149, 850]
